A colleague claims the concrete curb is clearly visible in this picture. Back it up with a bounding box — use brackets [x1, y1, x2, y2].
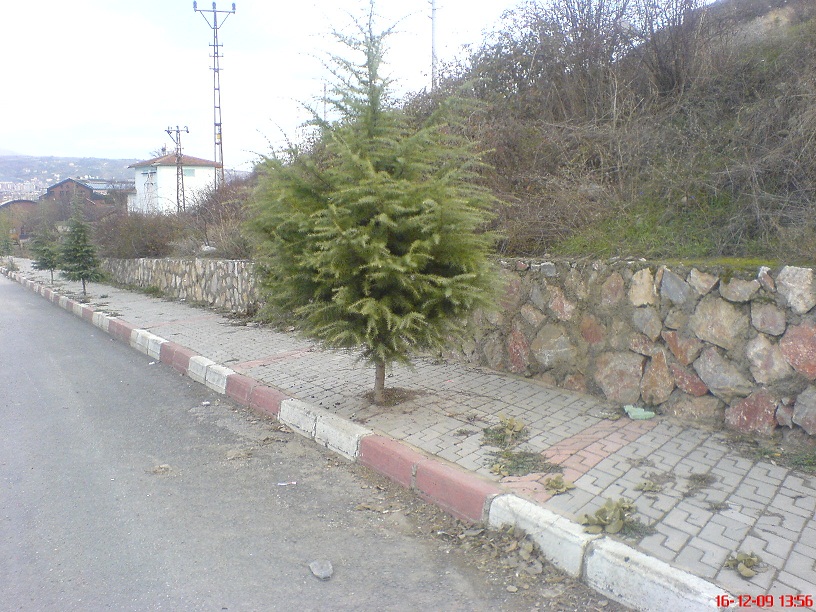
[1, 267, 734, 611]
[584, 539, 725, 611]
[488, 493, 600, 578]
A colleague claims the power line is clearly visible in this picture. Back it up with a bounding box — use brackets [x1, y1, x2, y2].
[193, 1, 236, 190]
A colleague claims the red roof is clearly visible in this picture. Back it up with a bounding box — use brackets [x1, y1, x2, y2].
[129, 154, 221, 168]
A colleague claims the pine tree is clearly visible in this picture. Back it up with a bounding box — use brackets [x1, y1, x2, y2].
[61, 207, 102, 295]
[31, 229, 62, 283]
[0, 218, 12, 257]
[248, 6, 498, 404]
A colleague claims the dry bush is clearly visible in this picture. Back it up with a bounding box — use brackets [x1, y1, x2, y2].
[402, 0, 816, 259]
[183, 174, 255, 259]
[94, 212, 187, 259]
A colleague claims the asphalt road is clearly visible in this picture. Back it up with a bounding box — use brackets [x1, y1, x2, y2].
[0, 276, 513, 611]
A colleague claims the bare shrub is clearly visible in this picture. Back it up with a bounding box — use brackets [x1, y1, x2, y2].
[183, 174, 255, 259]
[94, 212, 187, 259]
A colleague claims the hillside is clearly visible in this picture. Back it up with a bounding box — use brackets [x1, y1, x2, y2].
[0, 155, 137, 196]
[406, 0, 816, 263]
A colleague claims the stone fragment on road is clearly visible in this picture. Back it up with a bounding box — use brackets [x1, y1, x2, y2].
[309, 559, 334, 581]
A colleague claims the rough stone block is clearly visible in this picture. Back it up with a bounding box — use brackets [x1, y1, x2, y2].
[594, 351, 645, 404]
[689, 296, 748, 351]
[720, 278, 760, 302]
[629, 268, 657, 306]
[725, 390, 778, 436]
[776, 266, 816, 315]
[693, 347, 753, 403]
[780, 322, 816, 380]
[792, 386, 816, 436]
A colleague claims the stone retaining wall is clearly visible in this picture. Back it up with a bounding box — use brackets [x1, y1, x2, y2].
[452, 260, 816, 442]
[103, 258, 258, 313]
[103, 257, 816, 440]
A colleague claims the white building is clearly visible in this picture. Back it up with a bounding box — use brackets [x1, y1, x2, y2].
[128, 154, 220, 214]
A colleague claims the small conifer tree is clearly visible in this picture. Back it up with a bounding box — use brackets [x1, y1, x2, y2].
[31, 229, 62, 283]
[0, 218, 12, 257]
[61, 206, 102, 295]
[249, 6, 498, 404]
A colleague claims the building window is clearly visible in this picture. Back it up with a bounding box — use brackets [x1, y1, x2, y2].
[183, 168, 195, 177]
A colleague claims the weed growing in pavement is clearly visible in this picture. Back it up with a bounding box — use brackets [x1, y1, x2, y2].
[489, 450, 561, 477]
[683, 472, 717, 497]
[787, 449, 816, 473]
[482, 413, 527, 448]
[544, 474, 576, 495]
[580, 498, 637, 535]
[454, 428, 477, 437]
[482, 414, 558, 477]
[142, 285, 165, 298]
[725, 551, 767, 579]
[620, 518, 656, 539]
[634, 480, 663, 493]
[726, 432, 816, 473]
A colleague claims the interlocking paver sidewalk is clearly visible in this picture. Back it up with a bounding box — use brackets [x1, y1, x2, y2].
[5, 260, 816, 610]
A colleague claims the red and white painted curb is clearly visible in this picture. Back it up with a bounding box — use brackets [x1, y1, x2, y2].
[2, 266, 730, 611]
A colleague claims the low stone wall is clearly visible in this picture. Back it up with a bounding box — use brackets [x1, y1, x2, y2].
[450, 260, 816, 442]
[103, 258, 258, 313]
[103, 256, 816, 440]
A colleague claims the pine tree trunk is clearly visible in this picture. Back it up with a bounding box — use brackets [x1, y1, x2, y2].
[373, 360, 386, 405]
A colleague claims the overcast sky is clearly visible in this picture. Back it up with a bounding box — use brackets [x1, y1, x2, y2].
[2, 0, 519, 172]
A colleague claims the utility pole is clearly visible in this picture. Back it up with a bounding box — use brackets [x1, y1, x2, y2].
[430, 0, 438, 90]
[193, 1, 236, 190]
[166, 125, 189, 213]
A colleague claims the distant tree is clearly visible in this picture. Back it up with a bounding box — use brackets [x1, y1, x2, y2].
[61, 206, 103, 295]
[0, 218, 12, 258]
[248, 6, 498, 404]
[31, 229, 62, 283]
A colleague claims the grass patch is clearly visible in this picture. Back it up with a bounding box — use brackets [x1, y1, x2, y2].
[726, 433, 816, 474]
[489, 450, 561, 477]
[787, 449, 816, 473]
[552, 196, 727, 259]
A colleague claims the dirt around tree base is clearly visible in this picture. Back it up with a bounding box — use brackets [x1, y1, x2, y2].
[362, 387, 424, 407]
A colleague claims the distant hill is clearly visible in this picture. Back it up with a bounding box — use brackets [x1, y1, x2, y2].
[0, 155, 139, 184]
